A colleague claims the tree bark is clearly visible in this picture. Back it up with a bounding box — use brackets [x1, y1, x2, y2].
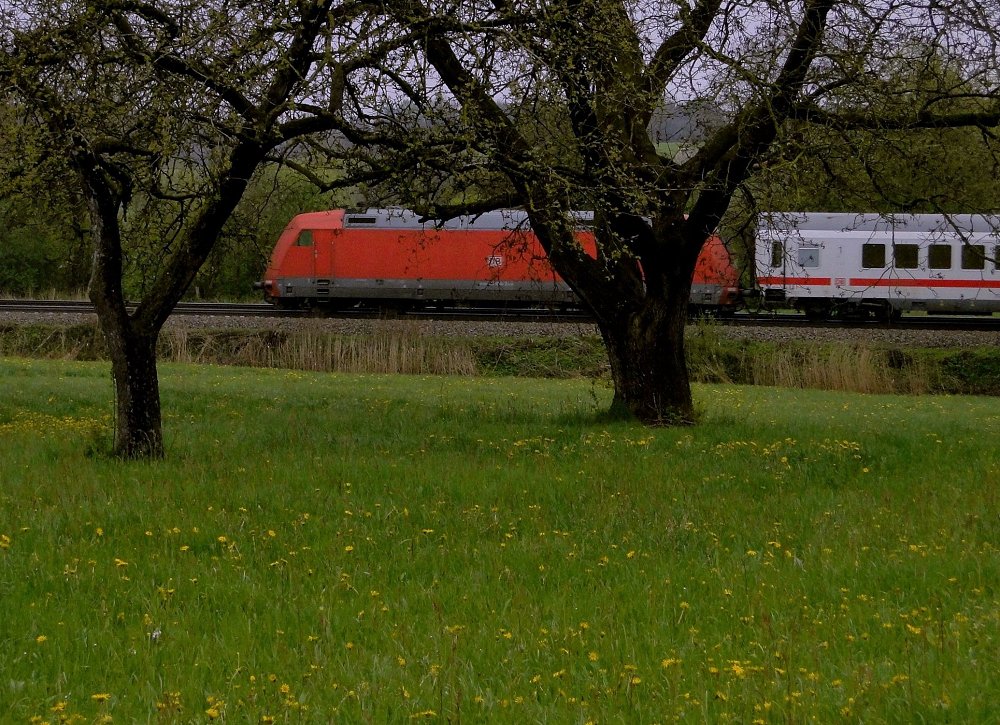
[79, 158, 166, 459]
[103, 326, 163, 459]
[596, 279, 695, 425]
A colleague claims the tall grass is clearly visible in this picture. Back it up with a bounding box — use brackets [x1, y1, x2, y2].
[745, 344, 931, 394]
[1, 358, 997, 723]
[164, 325, 478, 375]
[3, 320, 988, 396]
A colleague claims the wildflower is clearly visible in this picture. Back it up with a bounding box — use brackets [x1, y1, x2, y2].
[344, 545, 354, 553]
[588, 651, 599, 662]
[91, 693, 111, 703]
[0, 533, 10, 549]
[36, 635, 47, 644]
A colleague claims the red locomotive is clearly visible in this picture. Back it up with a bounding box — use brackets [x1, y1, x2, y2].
[256, 208, 742, 314]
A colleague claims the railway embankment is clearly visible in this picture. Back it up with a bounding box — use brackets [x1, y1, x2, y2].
[2, 312, 1000, 396]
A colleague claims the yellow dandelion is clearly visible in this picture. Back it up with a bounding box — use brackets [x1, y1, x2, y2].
[91, 693, 111, 703]
[36, 635, 47, 644]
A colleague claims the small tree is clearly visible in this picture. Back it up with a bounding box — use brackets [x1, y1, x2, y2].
[1, 0, 396, 457]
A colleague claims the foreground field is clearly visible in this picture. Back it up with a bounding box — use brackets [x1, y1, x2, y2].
[1, 359, 997, 723]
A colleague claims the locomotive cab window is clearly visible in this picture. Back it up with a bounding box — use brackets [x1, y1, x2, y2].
[928, 244, 952, 269]
[797, 248, 820, 268]
[770, 241, 784, 268]
[295, 230, 314, 247]
[961, 244, 986, 270]
[893, 244, 918, 269]
[862, 243, 885, 269]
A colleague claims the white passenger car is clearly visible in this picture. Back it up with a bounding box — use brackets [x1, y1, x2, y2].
[756, 213, 1000, 320]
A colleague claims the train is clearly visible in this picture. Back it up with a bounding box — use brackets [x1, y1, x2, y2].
[256, 208, 743, 314]
[756, 213, 1000, 320]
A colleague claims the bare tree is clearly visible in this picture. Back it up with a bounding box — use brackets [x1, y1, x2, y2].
[330, 0, 1000, 424]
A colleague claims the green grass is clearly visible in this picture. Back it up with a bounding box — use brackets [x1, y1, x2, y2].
[1, 358, 998, 723]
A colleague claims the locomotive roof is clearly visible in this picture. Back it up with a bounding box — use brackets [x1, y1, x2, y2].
[343, 208, 594, 230]
[760, 212, 1000, 236]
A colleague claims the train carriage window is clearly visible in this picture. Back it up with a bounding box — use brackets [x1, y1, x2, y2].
[893, 244, 918, 269]
[961, 244, 986, 270]
[928, 244, 952, 269]
[798, 248, 820, 267]
[770, 241, 783, 268]
[862, 243, 885, 269]
[295, 230, 314, 247]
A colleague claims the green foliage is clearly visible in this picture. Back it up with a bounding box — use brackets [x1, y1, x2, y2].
[0, 359, 998, 722]
[748, 43, 1000, 214]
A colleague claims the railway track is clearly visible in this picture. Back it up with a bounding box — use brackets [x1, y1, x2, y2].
[2, 298, 1000, 330]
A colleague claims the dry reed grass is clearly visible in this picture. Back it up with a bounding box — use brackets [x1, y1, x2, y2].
[162, 325, 478, 376]
[0, 321, 947, 394]
[748, 344, 930, 395]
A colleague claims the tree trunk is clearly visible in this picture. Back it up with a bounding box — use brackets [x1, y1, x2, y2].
[79, 161, 166, 459]
[100, 319, 164, 459]
[596, 283, 695, 426]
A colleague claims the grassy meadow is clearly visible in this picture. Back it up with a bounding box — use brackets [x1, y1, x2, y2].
[0, 358, 998, 723]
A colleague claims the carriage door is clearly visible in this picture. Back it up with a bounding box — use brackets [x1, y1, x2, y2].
[311, 229, 333, 298]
